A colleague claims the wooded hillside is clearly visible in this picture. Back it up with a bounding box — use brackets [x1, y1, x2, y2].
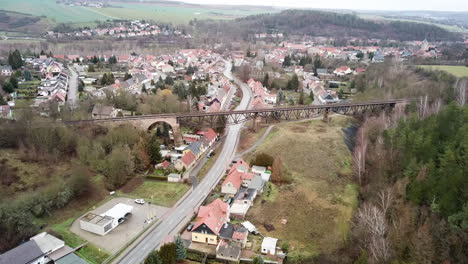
[195, 10, 460, 42]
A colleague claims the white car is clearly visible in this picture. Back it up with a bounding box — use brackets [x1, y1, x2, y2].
[134, 199, 145, 205]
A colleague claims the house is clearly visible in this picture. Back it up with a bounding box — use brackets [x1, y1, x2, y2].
[175, 151, 196, 171]
[167, 173, 182, 182]
[0, 65, 13, 76]
[248, 175, 266, 193]
[0, 240, 45, 264]
[0, 105, 12, 119]
[184, 141, 204, 159]
[191, 199, 230, 245]
[221, 169, 243, 195]
[216, 240, 241, 262]
[230, 188, 257, 219]
[0, 232, 86, 264]
[197, 128, 217, 147]
[261, 237, 278, 255]
[91, 104, 120, 119]
[333, 66, 353, 76]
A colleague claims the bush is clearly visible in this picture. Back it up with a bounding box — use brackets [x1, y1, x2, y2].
[251, 153, 274, 167]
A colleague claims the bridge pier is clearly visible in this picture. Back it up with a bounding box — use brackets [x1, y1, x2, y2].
[323, 108, 330, 123]
[172, 123, 183, 145]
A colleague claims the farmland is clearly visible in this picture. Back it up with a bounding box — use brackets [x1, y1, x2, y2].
[417, 65, 468, 78]
[1, 0, 274, 25]
[245, 117, 358, 261]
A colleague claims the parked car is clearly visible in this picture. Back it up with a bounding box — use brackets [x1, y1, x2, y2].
[207, 150, 215, 158]
[134, 199, 145, 205]
[186, 223, 194, 231]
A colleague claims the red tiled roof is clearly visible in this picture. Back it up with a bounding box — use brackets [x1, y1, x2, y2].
[204, 128, 217, 142]
[161, 160, 170, 169]
[233, 230, 247, 240]
[222, 169, 243, 190]
[181, 151, 196, 166]
[193, 199, 229, 235]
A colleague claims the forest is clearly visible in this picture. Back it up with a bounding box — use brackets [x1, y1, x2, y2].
[194, 10, 460, 42]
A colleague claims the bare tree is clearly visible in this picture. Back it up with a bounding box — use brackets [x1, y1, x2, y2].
[357, 203, 391, 263]
[378, 189, 394, 217]
[357, 203, 387, 237]
[369, 235, 391, 263]
[456, 78, 467, 107]
[353, 119, 368, 185]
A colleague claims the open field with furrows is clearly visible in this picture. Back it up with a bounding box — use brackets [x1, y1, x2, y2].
[1, 0, 273, 25]
[417, 65, 468, 78]
[245, 117, 358, 261]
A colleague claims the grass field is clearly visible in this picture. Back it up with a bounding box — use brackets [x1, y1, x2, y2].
[120, 180, 190, 207]
[1, 0, 273, 25]
[418, 65, 468, 78]
[51, 218, 110, 264]
[245, 117, 358, 260]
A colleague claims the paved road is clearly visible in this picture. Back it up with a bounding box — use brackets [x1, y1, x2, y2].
[67, 66, 79, 107]
[114, 60, 252, 264]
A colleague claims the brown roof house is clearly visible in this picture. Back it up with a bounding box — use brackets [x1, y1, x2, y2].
[92, 104, 121, 119]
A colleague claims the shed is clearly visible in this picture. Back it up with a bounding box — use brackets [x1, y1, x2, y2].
[261, 237, 278, 255]
[241, 221, 258, 233]
[168, 173, 182, 182]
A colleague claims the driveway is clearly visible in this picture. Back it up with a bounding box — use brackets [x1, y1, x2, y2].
[70, 197, 170, 254]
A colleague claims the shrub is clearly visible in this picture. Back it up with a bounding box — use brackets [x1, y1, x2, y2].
[251, 153, 274, 167]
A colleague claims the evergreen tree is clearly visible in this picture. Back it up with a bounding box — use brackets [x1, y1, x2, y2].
[159, 243, 176, 264]
[142, 84, 147, 94]
[108, 55, 117, 64]
[2, 82, 14, 93]
[23, 70, 32, 81]
[277, 88, 285, 105]
[144, 250, 162, 264]
[282, 55, 292, 67]
[9, 76, 18, 89]
[309, 91, 315, 102]
[299, 89, 305, 105]
[175, 235, 187, 261]
[147, 133, 163, 164]
[124, 73, 132, 81]
[287, 74, 299, 90]
[8, 50, 23, 70]
[165, 76, 174, 85]
[262, 73, 270, 88]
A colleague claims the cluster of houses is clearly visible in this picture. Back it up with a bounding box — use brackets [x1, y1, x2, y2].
[173, 128, 218, 173]
[25, 56, 69, 106]
[189, 159, 282, 262]
[246, 78, 277, 109]
[0, 232, 87, 264]
[46, 20, 187, 40]
[74, 49, 230, 101]
[58, 0, 106, 8]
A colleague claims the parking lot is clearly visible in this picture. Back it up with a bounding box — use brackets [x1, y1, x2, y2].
[70, 197, 170, 253]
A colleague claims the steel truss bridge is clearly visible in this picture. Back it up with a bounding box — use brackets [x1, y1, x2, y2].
[65, 99, 414, 128]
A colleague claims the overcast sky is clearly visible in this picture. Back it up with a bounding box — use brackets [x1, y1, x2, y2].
[177, 0, 468, 12]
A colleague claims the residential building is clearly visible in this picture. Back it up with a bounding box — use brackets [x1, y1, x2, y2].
[191, 199, 230, 245]
[91, 104, 120, 119]
[0, 65, 12, 76]
[261, 237, 278, 255]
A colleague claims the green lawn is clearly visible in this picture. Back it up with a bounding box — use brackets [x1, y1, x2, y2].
[121, 180, 190, 207]
[51, 218, 109, 264]
[418, 65, 468, 78]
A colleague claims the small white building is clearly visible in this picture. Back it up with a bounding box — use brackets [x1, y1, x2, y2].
[80, 203, 133, 236]
[261, 237, 278, 255]
[167, 173, 182, 182]
[241, 221, 258, 233]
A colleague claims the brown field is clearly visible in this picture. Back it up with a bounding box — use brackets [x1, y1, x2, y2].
[245, 117, 358, 260]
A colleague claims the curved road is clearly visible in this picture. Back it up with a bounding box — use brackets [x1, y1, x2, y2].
[114, 60, 252, 264]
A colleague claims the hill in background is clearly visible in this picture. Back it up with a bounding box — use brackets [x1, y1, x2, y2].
[195, 9, 461, 41]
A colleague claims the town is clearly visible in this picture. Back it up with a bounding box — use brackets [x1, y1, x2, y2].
[0, 2, 467, 264]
